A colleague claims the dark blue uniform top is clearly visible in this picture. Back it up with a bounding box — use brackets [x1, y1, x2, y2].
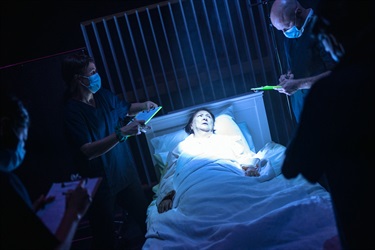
[284, 11, 337, 123]
[64, 88, 137, 195]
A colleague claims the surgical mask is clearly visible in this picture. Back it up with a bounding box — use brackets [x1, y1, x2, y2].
[80, 73, 101, 93]
[283, 9, 313, 39]
[0, 140, 26, 172]
[284, 26, 304, 39]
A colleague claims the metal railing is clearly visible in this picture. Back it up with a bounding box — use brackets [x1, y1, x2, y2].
[80, 0, 295, 186]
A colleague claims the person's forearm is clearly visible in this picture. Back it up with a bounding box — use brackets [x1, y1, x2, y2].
[54, 212, 81, 250]
[80, 133, 119, 160]
[300, 71, 332, 89]
[128, 102, 147, 116]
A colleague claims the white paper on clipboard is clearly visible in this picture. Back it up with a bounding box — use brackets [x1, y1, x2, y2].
[36, 177, 102, 234]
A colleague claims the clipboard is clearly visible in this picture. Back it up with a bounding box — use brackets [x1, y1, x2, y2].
[125, 106, 162, 139]
[36, 177, 102, 234]
[129, 106, 162, 125]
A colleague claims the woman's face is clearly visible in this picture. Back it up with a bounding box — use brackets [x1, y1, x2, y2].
[191, 110, 214, 133]
[79, 62, 97, 87]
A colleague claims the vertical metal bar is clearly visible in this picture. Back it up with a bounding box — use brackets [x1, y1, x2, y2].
[124, 12, 150, 102]
[135, 11, 163, 106]
[258, 2, 296, 136]
[224, 0, 247, 92]
[201, 0, 226, 95]
[91, 21, 115, 93]
[157, 5, 185, 107]
[168, 1, 195, 106]
[80, 24, 93, 57]
[247, 1, 293, 143]
[106, 18, 153, 185]
[212, 0, 237, 95]
[114, 14, 140, 102]
[178, 0, 205, 102]
[235, 0, 257, 88]
[189, 0, 216, 100]
[146, 8, 175, 110]
[102, 19, 128, 99]
[245, 3, 267, 85]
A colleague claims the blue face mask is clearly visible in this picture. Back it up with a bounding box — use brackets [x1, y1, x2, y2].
[283, 10, 313, 39]
[0, 139, 26, 172]
[283, 25, 304, 39]
[80, 73, 101, 94]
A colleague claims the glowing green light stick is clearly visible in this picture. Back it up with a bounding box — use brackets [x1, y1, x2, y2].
[251, 85, 281, 91]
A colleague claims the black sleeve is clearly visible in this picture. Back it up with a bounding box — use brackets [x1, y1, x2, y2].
[0, 172, 60, 250]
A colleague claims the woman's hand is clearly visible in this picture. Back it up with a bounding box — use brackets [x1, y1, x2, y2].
[120, 119, 146, 136]
[158, 199, 173, 213]
[128, 101, 159, 116]
[244, 166, 260, 177]
[241, 158, 261, 177]
[157, 190, 175, 213]
[143, 101, 158, 111]
[64, 180, 92, 221]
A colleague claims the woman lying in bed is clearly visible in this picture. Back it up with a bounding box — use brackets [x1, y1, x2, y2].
[146, 107, 337, 249]
[157, 108, 272, 213]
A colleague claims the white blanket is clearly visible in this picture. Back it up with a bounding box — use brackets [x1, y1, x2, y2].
[144, 143, 338, 250]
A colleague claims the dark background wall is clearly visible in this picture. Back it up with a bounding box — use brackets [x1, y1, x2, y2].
[0, 1, 166, 68]
[0, 0, 318, 68]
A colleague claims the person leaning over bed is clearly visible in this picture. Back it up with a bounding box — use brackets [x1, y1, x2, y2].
[157, 108, 268, 213]
[269, 0, 337, 124]
[61, 52, 158, 249]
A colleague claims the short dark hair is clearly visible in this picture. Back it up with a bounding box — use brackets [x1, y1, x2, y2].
[61, 53, 95, 99]
[184, 108, 215, 134]
[61, 53, 95, 84]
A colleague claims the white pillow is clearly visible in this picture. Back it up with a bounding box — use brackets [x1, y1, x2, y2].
[214, 105, 252, 155]
[237, 122, 256, 153]
[150, 129, 187, 173]
[151, 129, 187, 154]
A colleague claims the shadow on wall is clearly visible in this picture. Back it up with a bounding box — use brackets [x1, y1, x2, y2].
[0, 49, 84, 200]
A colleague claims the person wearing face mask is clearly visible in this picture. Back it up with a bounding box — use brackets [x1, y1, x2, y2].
[61, 52, 159, 249]
[0, 93, 92, 250]
[269, 0, 337, 124]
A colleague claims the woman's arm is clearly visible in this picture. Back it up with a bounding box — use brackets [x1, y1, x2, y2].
[155, 145, 182, 213]
[128, 101, 158, 116]
[79, 120, 142, 160]
[54, 180, 91, 250]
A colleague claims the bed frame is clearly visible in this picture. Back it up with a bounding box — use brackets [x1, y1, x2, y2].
[145, 91, 272, 168]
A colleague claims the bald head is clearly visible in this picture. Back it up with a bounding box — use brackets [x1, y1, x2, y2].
[270, 0, 304, 31]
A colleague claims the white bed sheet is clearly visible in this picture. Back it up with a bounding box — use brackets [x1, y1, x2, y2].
[143, 144, 338, 250]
